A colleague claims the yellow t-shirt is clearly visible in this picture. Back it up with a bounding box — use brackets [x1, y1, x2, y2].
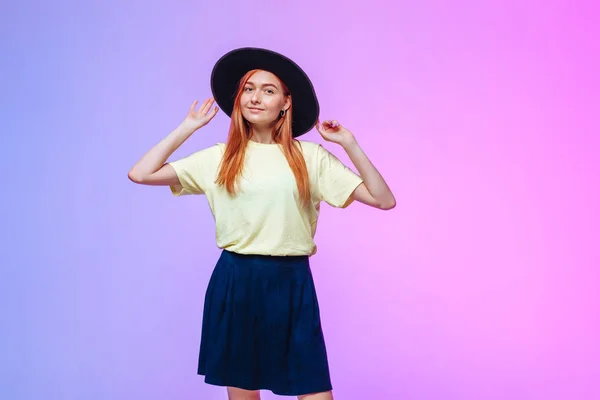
[168, 140, 363, 256]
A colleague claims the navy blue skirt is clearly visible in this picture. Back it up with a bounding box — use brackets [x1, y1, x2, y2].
[197, 250, 332, 396]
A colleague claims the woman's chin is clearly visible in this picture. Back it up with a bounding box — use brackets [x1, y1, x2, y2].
[244, 114, 275, 126]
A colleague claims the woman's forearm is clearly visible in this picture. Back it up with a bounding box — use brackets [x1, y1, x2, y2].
[128, 121, 197, 181]
[342, 138, 396, 208]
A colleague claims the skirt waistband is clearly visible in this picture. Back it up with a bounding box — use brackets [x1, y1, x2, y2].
[220, 249, 309, 266]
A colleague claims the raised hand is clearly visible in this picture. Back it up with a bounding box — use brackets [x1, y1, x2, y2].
[315, 119, 356, 147]
[183, 98, 219, 130]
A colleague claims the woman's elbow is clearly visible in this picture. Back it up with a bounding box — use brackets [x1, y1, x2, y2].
[379, 197, 396, 210]
[380, 201, 396, 210]
[128, 169, 144, 184]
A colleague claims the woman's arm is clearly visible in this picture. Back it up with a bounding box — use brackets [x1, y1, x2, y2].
[316, 119, 396, 210]
[128, 120, 197, 185]
[343, 140, 396, 210]
[128, 98, 218, 186]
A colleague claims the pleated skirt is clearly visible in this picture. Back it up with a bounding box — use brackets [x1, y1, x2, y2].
[197, 249, 332, 396]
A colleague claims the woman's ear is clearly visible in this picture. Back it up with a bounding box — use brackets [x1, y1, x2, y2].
[284, 95, 291, 111]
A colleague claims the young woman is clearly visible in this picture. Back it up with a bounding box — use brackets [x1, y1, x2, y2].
[128, 47, 395, 400]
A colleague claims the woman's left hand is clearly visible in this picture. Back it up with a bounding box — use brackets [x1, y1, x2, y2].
[315, 119, 356, 147]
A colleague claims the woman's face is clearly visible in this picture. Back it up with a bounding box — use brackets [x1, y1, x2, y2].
[240, 70, 290, 128]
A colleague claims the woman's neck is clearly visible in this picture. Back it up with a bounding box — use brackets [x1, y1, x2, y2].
[249, 127, 276, 144]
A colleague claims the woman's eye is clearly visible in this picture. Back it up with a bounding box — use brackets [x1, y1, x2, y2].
[244, 87, 253, 92]
[266, 89, 274, 94]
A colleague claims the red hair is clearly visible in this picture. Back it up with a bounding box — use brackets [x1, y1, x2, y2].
[215, 69, 311, 207]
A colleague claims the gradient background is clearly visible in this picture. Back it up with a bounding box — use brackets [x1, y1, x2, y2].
[2, 0, 599, 399]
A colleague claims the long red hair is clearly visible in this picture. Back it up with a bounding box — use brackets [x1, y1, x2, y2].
[215, 69, 311, 207]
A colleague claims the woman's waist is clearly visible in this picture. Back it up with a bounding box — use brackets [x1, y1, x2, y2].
[220, 248, 310, 262]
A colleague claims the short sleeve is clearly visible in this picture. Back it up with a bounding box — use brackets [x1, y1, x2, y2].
[317, 144, 364, 208]
[167, 145, 220, 196]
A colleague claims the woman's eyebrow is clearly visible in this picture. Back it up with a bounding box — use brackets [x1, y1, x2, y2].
[246, 81, 278, 89]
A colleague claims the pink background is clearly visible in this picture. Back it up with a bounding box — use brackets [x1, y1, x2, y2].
[3, 0, 599, 398]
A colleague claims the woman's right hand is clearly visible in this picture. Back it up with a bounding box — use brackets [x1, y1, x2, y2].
[183, 98, 219, 130]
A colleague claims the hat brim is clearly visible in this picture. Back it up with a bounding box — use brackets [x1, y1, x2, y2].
[210, 47, 319, 138]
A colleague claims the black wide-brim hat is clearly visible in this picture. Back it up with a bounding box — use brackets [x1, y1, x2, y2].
[210, 47, 319, 137]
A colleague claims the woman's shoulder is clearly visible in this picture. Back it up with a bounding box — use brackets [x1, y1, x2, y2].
[202, 142, 226, 154]
[215, 142, 226, 151]
[185, 142, 226, 162]
[297, 140, 323, 154]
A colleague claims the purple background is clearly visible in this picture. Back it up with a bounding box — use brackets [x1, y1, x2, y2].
[3, 0, 599, 399]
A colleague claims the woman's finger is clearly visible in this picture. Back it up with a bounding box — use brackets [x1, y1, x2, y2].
[198, 98, 212, 114]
